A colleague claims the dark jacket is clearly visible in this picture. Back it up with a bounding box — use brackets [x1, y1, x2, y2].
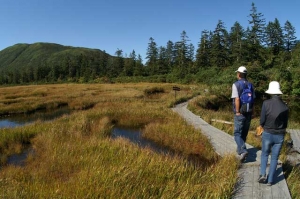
[260, 95, 289, 134]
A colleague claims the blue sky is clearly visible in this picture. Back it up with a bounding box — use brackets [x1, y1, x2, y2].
[1, 0, 299, 61]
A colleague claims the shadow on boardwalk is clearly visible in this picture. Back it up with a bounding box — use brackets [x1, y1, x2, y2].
[172, 102, 292, 199]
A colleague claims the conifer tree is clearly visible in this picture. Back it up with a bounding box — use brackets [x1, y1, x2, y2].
[173, 30, 190, 78]
[146, 37, 158, 75]
[123, 50, 136, 76]
[133, 54, 144, 76]
[99, 51, 108, 77]
[248, 2, 266, 45]
[187, 43, 196, 73]
[187, 43, 195, 62]
[195, 30, 211, 69]
[178, 30, 189, 67]
[265, 18, 284, 57]
[229, 22, 245, 64]
[246, 2, 266, 62]
[283, 20, 297, 53]
[157, 46, 169, 74]
[106, 49, 123, 78]
[173, 41, 181, 67]
[166, 40, 174, 72]
[115, 48, 124, 76]
[211, 20, 228, 68]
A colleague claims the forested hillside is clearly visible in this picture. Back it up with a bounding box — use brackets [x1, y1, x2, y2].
[0, 3, 299, 96]
[0, 42, 144, 84]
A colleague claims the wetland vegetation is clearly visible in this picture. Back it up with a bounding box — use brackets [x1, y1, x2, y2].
[0, 83, 299, 198]
[0, 83, 239, 198]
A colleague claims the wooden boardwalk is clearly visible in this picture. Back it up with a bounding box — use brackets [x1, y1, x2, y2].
[172, 102, 295, 199]
[288, 129, 300, 154]
[286, 129, 300, 166]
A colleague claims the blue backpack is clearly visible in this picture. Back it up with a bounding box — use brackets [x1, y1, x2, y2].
[238, 81, 254, 113]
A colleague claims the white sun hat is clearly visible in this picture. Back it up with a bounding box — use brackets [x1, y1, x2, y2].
[235, 66, 247, 73]
[265, 81, 283, 95]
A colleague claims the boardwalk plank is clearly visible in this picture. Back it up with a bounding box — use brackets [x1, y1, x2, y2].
[288, 129, 300, 153]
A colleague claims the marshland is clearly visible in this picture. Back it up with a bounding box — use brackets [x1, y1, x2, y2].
[0, 83, 299, 198]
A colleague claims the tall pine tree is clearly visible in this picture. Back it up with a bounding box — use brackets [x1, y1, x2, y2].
[166, 40, 174, 73]
[283, 20, 297, 53]
[265, 18, 284, 57]
[211, 20, 228, 68]
[229, 22, 245, 64]
[246, 2, 266, 63]
[146, 37, 158, 75]
[195, 30, 212, 69]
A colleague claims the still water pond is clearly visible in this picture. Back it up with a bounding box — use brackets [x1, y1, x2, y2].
[112, 127, 172, 155]
[0, 108, 72, 167]
[1, 109, 171, 167]
[0, 107, 72, 128]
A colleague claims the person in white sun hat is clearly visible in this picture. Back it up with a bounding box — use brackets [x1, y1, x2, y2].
[257, 81, 289, 186]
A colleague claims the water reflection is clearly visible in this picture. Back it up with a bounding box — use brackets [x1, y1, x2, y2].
[0, 107, 72, 167]
[6, 147, 34, 167]
[112, 127, 172, 155]
[0, 107, 72, 128]
[111, 127, 214, 168]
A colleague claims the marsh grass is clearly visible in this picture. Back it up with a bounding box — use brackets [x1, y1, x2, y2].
[0, 83, 239, 198]
[0, 84, 102, 115]
[286, 165, 300, 199]
[143, 116, 219, 167]
[0, 124, 41, 165]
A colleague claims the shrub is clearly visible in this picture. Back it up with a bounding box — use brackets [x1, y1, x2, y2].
[144, 87, 165, 96]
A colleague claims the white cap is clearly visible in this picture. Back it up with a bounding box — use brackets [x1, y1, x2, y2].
[235, 66, 247, 74]
[265, 81, 283, 95]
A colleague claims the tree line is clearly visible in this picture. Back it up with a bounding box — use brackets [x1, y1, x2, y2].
[144, 3, 299, 83]
[143, 2, 299, 95]
[0, 3, 299, 95]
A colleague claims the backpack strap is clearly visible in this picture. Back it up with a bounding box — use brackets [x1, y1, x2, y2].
[237, 80, 248, 96]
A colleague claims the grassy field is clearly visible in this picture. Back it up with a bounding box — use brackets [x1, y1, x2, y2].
[0, 83, 239, 198]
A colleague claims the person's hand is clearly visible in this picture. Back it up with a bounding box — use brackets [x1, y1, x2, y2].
[256, 125, 263, 136]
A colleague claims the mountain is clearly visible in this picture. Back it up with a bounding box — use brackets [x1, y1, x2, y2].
[0, 42, 133, 84]
[0, 42, 112, 71]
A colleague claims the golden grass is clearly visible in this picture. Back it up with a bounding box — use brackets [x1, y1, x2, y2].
[286, 166, 300, 199]
[0, 83, 239, 198]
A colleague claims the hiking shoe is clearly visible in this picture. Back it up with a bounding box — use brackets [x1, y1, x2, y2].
[267, 182, 272, 186]
[257, 175, 267, 183]
[240, 152, 248, 162]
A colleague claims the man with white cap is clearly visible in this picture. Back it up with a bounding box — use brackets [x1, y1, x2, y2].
[231, 66, 255, 162]
[257, 81, 289, 186]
